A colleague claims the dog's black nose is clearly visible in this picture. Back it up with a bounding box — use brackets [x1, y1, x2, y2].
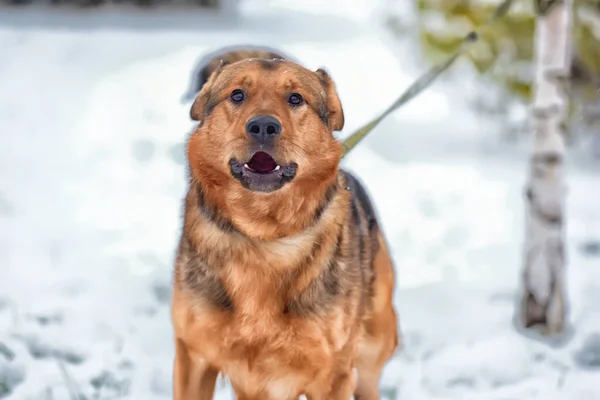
[245, 115, 282, 143]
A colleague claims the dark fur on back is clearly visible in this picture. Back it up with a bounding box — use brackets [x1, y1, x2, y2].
[343, 170, 380, 298]
[343, 170, 380, 233]
[181, 45, 296, 102]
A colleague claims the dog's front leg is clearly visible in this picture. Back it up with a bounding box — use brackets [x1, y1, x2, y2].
[174, 338, 219, 400]
[305, 370, 355, 400]
[328, 370, 356, 400]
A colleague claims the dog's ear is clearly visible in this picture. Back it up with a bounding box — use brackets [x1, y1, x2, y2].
[190, 61, 225, 121]
[315, 68, 345, 132]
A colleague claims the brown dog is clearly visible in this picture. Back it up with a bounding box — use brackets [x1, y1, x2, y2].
[172, 47, 401, 400]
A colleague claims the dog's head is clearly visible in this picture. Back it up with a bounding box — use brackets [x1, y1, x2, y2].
[187, 58, 345, 239]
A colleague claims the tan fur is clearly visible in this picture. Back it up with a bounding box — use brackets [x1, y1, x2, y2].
[172, 48, 401, 400]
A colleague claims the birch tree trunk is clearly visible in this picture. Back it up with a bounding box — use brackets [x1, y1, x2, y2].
[519, 0, 573, 336]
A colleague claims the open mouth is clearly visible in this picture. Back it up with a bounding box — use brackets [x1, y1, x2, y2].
[244, 151, 280, 174]
[230, 151, 297, 193]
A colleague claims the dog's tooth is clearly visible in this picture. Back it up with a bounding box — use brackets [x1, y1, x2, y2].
[274, 165, 281, 171]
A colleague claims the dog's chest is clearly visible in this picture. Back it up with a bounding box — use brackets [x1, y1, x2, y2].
[182, 229, 354, 395]
[207, 312, 336, 399]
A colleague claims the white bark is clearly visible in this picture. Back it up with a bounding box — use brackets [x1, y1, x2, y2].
[519, 0, 572, 336]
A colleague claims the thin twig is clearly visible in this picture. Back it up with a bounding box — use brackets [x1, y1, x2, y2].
[57, 360, 88, 400]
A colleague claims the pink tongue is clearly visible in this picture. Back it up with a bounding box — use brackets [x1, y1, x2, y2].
[248, 152, 277, 173]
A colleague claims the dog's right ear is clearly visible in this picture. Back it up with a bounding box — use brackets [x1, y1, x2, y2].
[314, 68, 345, 132]
[190, 61, 225, 121]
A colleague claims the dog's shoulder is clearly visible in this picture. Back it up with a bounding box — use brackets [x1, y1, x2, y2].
[174, 231, 234, 311]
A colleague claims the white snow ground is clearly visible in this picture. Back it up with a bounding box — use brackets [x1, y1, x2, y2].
[1, 0, 600, 398]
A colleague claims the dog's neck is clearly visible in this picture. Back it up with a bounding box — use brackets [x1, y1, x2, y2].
[191, 171, 342, 241]
[184, 170, 348, 254]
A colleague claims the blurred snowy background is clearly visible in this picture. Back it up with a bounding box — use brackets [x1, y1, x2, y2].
[1, 0, 600, 398]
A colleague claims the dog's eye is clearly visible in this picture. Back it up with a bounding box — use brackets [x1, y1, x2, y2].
[287, 93, 304, 106]
[230, 89, 245, 104]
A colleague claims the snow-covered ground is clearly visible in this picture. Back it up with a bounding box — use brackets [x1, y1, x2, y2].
[1, 0, 600, 398]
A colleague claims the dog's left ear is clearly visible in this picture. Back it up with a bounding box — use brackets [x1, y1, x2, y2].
[315, 68, 345, 132]
[190, 61, 225, 121]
